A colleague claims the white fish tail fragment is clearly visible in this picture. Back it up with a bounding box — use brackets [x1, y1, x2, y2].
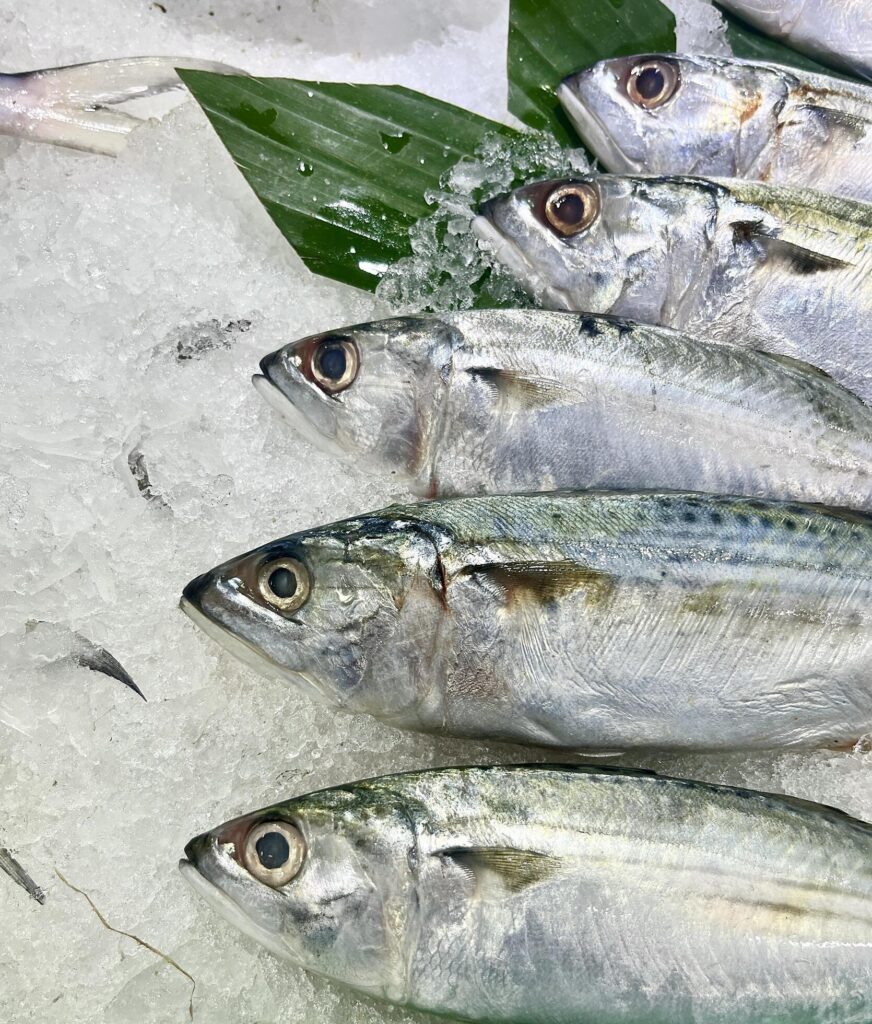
[0, 56, 245, 156]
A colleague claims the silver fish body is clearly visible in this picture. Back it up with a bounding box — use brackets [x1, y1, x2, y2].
[181, 763, 872, 1024]
[182, 491, 872, 752]
[718, 0, 872, 81]
[558, 54, 872, 202]
[256, 309, 872, 508]
[474, 174, 872, 403]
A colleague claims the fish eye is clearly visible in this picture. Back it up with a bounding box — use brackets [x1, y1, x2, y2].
[310, 335, 359, 394]
[626, 58, 679, 109]
[243, 821, 306, 887]
[257, 557, 311, 613]
[543, 182, 600, 238]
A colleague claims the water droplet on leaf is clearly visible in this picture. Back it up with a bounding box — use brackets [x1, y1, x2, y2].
[379, 130, 411, 154]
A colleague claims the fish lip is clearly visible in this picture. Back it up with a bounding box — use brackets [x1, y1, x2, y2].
[556, 79, 642, 174]
[471, 213, 573, 311]
[252, 357, 348, 460]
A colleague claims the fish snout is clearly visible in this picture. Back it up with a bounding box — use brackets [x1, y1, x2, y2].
[258, 347, 283, 383]
[184, 832, 211, 865]
[181, 570, 213, 612]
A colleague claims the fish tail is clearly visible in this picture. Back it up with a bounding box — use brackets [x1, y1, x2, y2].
[0, 56, 244, 156]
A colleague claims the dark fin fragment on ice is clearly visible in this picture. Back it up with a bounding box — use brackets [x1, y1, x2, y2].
[127, 447, 167, 508]
[75, 638, 146, 701]
[439, 847, 560, 894]
[0, 847, 46, 904]
[463, 561, 615, 608]
[466, 366, 577, 409]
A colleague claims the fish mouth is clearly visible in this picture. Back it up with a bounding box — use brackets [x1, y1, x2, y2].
[253, 352, 347, 460]
[555, 80, 643, 174]
[472, 213, 574, 311]
[179, 858, 293, 963]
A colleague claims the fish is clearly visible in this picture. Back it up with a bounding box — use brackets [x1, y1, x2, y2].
[717, 0, 872, 82]
[558, 54, 872, 203]
[180, 763, 872, 1024]
[0, 57, 242, 156]
[473, 174, 872, 403]
[255, 309, 872, 508]
[182, 490, 872, 752]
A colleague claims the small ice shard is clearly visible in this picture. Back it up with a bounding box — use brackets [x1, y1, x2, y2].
[0, 56, 245, 156]
[0, 847, 46, 905]
[24, 621, 145, 700]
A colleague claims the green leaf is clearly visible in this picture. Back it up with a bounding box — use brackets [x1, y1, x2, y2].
[720, 8, 860, 82]
[177, 71, 519, 291]
[508, 0, 676, 146]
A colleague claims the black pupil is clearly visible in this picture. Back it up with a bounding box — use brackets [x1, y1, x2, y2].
[636, 66, 665, 100]
[553, 193, 585, 226]
[268, 567, 297, 599]
[316, 342, 347, 381]
[256, 831, 290, 870]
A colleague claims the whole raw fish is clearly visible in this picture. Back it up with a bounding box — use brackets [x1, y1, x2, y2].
[718, 0, 872, 81]
[0, 57, 239, 155]
[181, 763, 872, 1024]
[255, 309, 872, 508]
[474, 174, 872, 403]
[182, 490, 872, 752]
[558, 54, 872, 202]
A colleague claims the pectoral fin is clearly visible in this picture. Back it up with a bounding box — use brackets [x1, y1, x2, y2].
[734, 220, 852, 272]
[462, 561, 615, 608]
[466, 367, 580, 409]
[439, 847, 561, 895]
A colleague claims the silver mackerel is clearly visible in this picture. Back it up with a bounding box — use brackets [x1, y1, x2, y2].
[182, 491, 872, 752]
[475, 175, 872, 403]
[182, 763, 872, 1024]
[559, 54, 872, 202]
[255, 309, 872, 506]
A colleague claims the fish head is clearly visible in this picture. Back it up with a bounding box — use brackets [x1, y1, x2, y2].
[254, 317, 459, 485]
[180, 515, 441, 719]
[474, 174, 720, 317]
[558, 55, 786, 177]
[181, 782, 414, 995]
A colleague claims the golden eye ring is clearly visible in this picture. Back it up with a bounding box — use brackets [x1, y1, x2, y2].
[257, 557, 311, 613]
[310, 336, 359, 394]
[543, 182, 600, 238]
[626, 58, 679, 110]
[243, 821, 306, 887]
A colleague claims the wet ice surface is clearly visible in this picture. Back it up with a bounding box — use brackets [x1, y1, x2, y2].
[1, 1, 869, 1022]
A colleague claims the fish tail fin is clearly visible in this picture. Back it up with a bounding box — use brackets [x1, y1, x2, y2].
[0, 56, 244, 156]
